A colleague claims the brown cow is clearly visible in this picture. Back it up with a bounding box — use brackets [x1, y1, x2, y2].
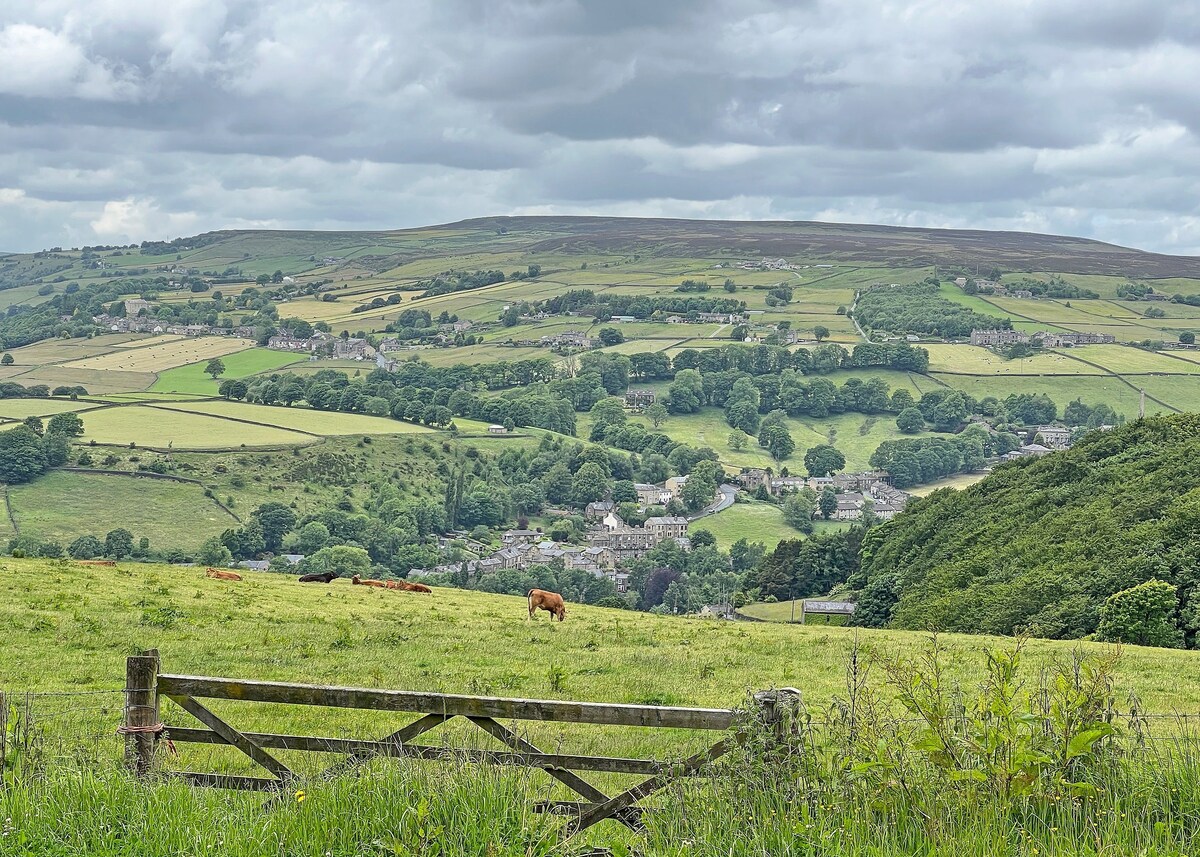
[528, 588, 566, 621]
[399, 581, 432, 594]
[351, 575, 387, 588]
[205, 568, 242, 582]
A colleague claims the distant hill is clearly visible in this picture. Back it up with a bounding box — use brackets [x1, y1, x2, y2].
[112, 216, 1200, 279]
[438, 216, 1200, 278]
[850, 414, 1200, 642]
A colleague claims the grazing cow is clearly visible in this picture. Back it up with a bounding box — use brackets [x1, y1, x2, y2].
[528, 588, 566, 621]
[399, 581, 432, 594]
[298, 571, 339, 583]
[351, 575, 387, 588]
[205, 568, 243, 582]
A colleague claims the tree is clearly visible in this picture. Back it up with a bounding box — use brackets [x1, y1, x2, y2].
[24, 417, 43, 436]
[253, 502, 297, 552]
[813, 325, 830, 342]
[68, 534, 104, 559]
[196, 536, 233, 566]
[644, 402, 668, 429]
[690, 530, 716, 548]
[781, 490, 817, 533]
[0, 353, 12, 365]
[302, 545, 371, 578]
[818, 488, 838, 520]
[666, 369, 703, 414]
[218, 379, 249, 400]
[570, 463, 610, 506]
[759, 424, 795, 461]
[0, 426, 48, 484]
[501, 305, 520, 326]
[896, 407, 925, 434]
[205, 358, 226, 380]
[295, 521, 331, 554]
[804, 444, 846, 477]
[598, 327, 624, 346]
[46, 412, 85, 437]
[1182, 332, 1196, 345]
[1096, 579, 1182, 648]
[104, 528, 135, 559]
[727, 430, 748, 451]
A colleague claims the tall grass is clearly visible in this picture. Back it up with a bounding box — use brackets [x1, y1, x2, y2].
[5, 641, 1200, 855]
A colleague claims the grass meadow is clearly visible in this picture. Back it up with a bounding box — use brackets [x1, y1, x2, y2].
[155, 400, 436, 436]
[5, 471, 238, 551]
[6, 559, 1200, 854]
[80, 404, 315, 448]
[63, 336, 256, 372]
[150, 348, 307, 393]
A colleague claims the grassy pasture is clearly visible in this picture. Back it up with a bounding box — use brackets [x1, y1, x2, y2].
[108, 333, 187, 348]
[5, 472, 238, 552]
[80, 404, 315, 449]
[156, 400, 436, 436]
[922, 344, 1104, 375]
[150, 348, 307, 394]
[1068, 344, 1200, 374]
[5, 339, 119, 364]
[932, 373, 1161, 416]
[907, 472, 989, 496]
[1, 365, 157, 394]
[689, 500, 806, 551]
[4, 557, 1200, 711]
[63, 336, 255, 372]
[0, 398, 103, 419]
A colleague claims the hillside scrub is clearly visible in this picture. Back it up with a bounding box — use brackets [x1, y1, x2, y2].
[852, 413, 1200, 643]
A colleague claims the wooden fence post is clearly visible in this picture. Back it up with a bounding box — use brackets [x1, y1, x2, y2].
[124, 649, 160, 778]
[0, 689, 7, 792]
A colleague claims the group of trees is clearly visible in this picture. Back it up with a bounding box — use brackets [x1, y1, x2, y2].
[849, 414, 1200, 648]
[869, 426, 1018, 488]
[8, 526, 148, 561]
[854, 282, 1011, 338]
[0, 412, 84, 485]
[536, 289, 746, 321]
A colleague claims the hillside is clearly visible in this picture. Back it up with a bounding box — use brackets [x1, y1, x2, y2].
[852, 413, 1200, 640]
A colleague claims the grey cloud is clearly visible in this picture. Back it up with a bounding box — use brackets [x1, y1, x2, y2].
[0, 0, 1199, 253]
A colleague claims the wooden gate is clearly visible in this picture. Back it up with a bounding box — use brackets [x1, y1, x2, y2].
[123, 651, 748, 835]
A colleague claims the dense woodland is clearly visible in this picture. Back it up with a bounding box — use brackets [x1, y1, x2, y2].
[854, 281, 1010, 337]
[850, 414, 1200, 647]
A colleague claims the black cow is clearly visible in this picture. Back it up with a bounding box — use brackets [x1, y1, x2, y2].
[298, 571, 339, 583]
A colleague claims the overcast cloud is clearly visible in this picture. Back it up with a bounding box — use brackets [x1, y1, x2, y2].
[2, 0, 1200, 253]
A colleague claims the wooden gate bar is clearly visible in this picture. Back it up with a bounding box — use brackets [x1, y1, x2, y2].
[167, 771, 284, 792]
[157, 674, 734, 730]
[468, 715, 642, 831]
[166, 694, 296, 787]
[570, 737, 732, 833]
[167, 726, 669, 775]
[311, 712, 449, 782]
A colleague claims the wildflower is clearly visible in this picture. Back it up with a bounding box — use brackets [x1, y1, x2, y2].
[295, 790, 307, 803]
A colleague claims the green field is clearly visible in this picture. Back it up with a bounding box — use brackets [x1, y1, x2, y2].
[922, 343, 1104, 375]
[0, 398, 105, 419]
[6, 472, 239, 551]
[80, 404, 315, 448]
[689, 501, 799, 550]
[150, 348, 308, 394]
[738, 599, 850, 624]
[156, 399, 435, 435]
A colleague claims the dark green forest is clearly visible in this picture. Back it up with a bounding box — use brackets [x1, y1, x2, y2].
[851, 414, 1200, 646]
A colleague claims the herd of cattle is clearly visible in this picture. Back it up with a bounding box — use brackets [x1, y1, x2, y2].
[202, 567, 567, 620]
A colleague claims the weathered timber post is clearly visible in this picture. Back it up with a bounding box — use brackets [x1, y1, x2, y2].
[123, 649, 160, 778]
[752, 687, 803, 744]
[0, 690, 7, 791]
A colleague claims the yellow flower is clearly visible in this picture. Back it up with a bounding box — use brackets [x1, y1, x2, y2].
[295, 790, 307, 803]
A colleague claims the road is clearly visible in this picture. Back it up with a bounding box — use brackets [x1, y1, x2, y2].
[849, 290, 868, 340]
[688, 484, 738, 521]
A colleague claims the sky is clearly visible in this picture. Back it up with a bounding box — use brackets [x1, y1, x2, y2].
[2, 0, 1200, 254]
